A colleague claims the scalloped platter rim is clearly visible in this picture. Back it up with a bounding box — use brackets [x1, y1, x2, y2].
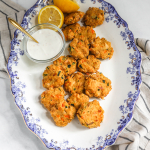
[7, 0, 142, 150]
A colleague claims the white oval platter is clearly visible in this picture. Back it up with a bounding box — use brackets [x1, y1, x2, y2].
[7, 0, 142, 149]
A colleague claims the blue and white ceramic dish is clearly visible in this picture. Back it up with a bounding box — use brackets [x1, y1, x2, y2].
[7, 0, 142, 149]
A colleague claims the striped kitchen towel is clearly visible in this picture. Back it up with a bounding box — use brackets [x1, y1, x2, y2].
[0, 1, 150, 150]
[0, 0, 25, 78]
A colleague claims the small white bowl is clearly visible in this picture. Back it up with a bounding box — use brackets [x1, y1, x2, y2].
[22, 23, 65, 63]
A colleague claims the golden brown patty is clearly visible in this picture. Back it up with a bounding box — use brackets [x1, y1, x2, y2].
[77, 55, 101, 74]
[64, 11, 85, 25]
[83, 7, 104, 28]
[62, 23, 81, 41]
[42, 64, 64, 89]
[84, 72, 112, 99]
[76, 26, 96, 44]
[50, 100, 76, 127]
[67, 93, 89, 110]
[53, 55, 77, 76]
[77, 100, 104, 128]
[41, 87, 65, 110]
[90, 37, 114, 59]
[64, 72, 85, 94]
[68, 38, 89, 59]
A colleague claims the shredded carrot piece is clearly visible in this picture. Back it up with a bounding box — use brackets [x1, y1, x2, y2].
[91, 29, 95, 34]
[64, 115, 70, 118]
[57, 115, 60, 117]
[82, 59, 86, 63]
[56, 94, 62, 98]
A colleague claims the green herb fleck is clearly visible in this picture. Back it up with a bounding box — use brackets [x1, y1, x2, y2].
[68, 65, 71, 68]
[69, 46, 74, 52]
[65, 106, 68, 108]
[108, 53, 110, 55]
[98, 89, 100, 91]
[61, 76, 64, 79]
[69, 45, 71, 52]
[79, 65, 83, 69]
[47, 67, 49, 69]
[107, 83, 109, 86]
[72, 62, 75, 65]
[73, 88, 76, 90]
[62, 57, 66, 60]
[43, 74, 48, 76]
[103, 80, 105, 83]
[57, 71, 61, 76]
[92, 16, 98, 19]
[71, 104, 74, 106]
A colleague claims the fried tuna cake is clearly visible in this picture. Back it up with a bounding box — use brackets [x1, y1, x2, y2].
[83, 7, 104, 28]
[42, 64, 64, 89]
[62, 23, 81, 41]
[41, 87, 65, 110]
[53, 56, 77, 76]
[78, 55, 101, 73]
[76, 26, 96, 44]
[50, 100, 76, 127]
[64, 11, 84, 25]
[90, 37, 114, 59]
[64, 72, 85, 94]
[67, 93, 89, 110]
[85, 72, 112, 99]
[77, 100, 104, 128]
[68, 38, 89, 59]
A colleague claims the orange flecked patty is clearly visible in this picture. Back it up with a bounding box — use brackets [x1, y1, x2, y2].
[64, 11, 84, 25]
[77, 100, 104, 128]
[64, 72, 85, 94]
[42, 64, 64, 89]
[85, 72, 112, 99]
[83, 7, 104, 28]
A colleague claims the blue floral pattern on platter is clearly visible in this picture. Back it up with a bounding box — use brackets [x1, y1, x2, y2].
[7, 0, 142, 149]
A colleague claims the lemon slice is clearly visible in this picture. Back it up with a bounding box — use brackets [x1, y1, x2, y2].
[38, 5, 64, 28]
[53, 0, 80, 13]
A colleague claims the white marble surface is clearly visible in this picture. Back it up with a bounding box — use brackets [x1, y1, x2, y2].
[0, 0, 150, 149]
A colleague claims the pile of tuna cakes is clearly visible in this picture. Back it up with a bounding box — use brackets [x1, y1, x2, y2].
[41, 7, 114, 129]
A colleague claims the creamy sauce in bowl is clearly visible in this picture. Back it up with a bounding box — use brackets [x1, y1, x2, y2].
[27, 29, 63, 60]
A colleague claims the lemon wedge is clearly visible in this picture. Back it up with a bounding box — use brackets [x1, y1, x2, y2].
[38, 5, 64, 28]
[53, 0, 80, 13]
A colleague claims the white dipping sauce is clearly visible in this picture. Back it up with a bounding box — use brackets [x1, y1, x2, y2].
[27, 29, 63, 60]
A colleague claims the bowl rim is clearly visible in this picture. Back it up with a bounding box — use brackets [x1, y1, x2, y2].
[22, 23, 66, 63]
